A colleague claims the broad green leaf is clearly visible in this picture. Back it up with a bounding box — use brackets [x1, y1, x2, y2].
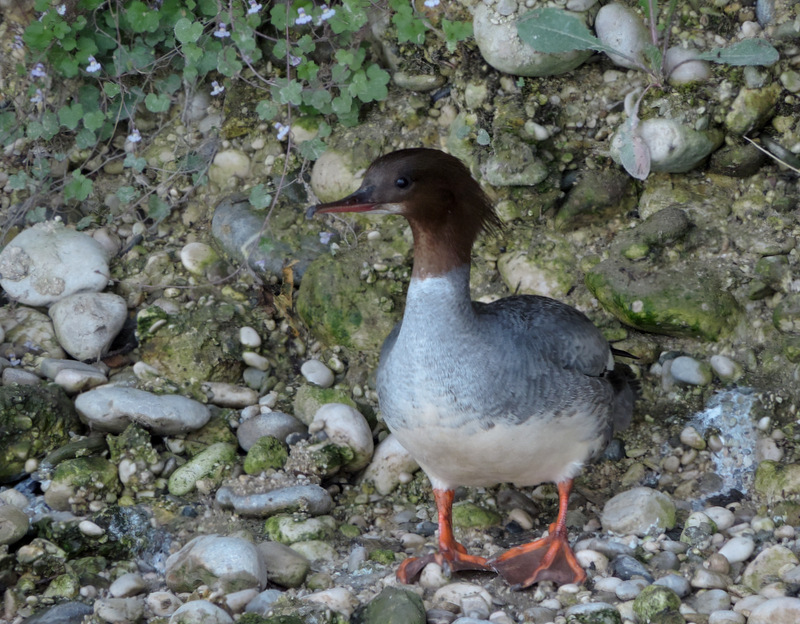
[442, 19, 472, 52]
[217, 46, 243, 77]
[23, 22, 52, 49]
[116, 186, 139, 203]
[124, 154, 147, 172]
[698, 38, 779, 66]
[298, 138, 326, 160]
[331, 92, 353, 115]
[278, 79, 303, 106]
[83, 110, 106, 131]
[8, 172, 30, 190]
[145, 92, 171, 113]
[183, 42, 203, 64]
[64, 171, 93, 202]
[75, 128, 96, 149]
[256, 99, 279, 121]
[104, 82, 121, 97]
[249, 184, 272, 209]
[58, 102, 84, 130]
[126, 1, 160, 33]
[517, 7, 612, 55]
[147, 195, 171, 222]
[175, 18, 203, 43]
[41, 111, 59, 139]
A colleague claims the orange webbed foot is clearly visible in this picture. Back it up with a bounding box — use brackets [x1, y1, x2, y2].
[397, 548, 492, 584]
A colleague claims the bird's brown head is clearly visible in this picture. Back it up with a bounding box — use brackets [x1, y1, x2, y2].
[307, 148, 501, 278]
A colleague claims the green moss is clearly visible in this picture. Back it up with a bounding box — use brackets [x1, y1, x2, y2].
[244, 436, 288, 474]
[369, 549, 397, 565]
[452, 501, 502, 529]
[632, 585, 681, 623]
[264, 514, 336, 544]
[167, 442, 237, 497]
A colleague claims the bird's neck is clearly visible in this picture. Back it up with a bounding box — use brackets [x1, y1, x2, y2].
[408, 219, 476, 280]
[403, 264, 475, 330]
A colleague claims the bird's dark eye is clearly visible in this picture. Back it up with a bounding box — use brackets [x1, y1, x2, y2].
[395, 177, 410, 189]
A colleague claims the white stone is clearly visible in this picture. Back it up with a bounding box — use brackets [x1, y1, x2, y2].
[53, 367, 108, 394]
[243, 351, 270, 370]
[756, 437, 784, 462]
[0, 221, 110, 306]
[710, 354, 742, 381]
[433, 582, 493, 613]
[49, 292, 127, 360]
[301, 587, 358, 619]
[94, 597, 145, 623]
[203, 382, 259, 408]
[748, 597, 800, 624]
[664, 46, 712, 85]
[75, 386, 210, 434]
[595, 3, 649, 69]
[601, 487, 676, 536]
[419, 562, 449, 589]
[146, 591, 183, 617]
[301, 359, 335, 388]
[169, 600, 234, 624]
[310, 150, 360, 203]
[575, 549, 609, 573]
[224, 588, 260, 613]
[704, 506, 735, 532]
[209, 150, 251, 186]
[239, 326, 261, 348]
[361, 434, 419, 494]
[680, 425, 706, 449]
[78, 520, 105, 537]
[179, 242, 218, 275]
[708, 611, 745, 624]
[109, 572, 146, 598]
[670, 356, 713, 385]
[309, 403, 374, 472]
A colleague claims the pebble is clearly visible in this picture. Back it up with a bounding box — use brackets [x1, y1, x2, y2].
[362, 433, 420, 495]
[48, 292, 127, 360]
[203, 381, 259, 408]
[705, 506, 735, 531]
[224, 588, 260, 613]
[257, 541, 311, 588]
[301, 359, 335, 387]
[709, 611, 745, 624]
[610, 554, 654, 581]
[239, 326, 262, 348]
[309, 403, 374, 471]
[40, 357, 107, 380]
[75, 386, 211, 434]
[616, 578, 649, 600]
[179, 242, 218, 275]
[709, 355, 742, 381]
[237, 411, 307, 450]
[78, 520, 105, 537]
[691, 588, 731, 613]
[748, 597, 800, 624]
[433, 583, 493, 614]
[680, 425, 706, 450]
[53, 366, 108, 394]
[670, 356, 713, 385]
[654, 573, 691, 597]
[21, 601, 93, 624]
[664, 46, 711, 85]
[575, 549, 609, 573]
[209, 149, 251, 185]
[168, 443, 237, 496]
[165, 535, 266, 593]
[169, 600, 233, 624]
[302, 587, 358, 619]
[109, 572, 147, 598]
[145, 591, 182, 617]
[601, 487, 676, 536]
[2, 367, 41, 385]
[242, 351, 270, 370]
[215, 484, 333, 517]
[691, 567, 730, 589]
[245, 589, 284, 615]
[0, 221, 110, 306]
[94, 597, 145, 623]
[594, 3, 649, 69]
[0, 504, 29, 545]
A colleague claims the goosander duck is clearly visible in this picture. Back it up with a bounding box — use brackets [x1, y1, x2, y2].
[308, 148, 634, 588]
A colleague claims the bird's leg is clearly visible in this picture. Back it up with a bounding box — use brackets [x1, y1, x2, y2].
[397, 488, 493, 584]
[488, 480, 587, 589]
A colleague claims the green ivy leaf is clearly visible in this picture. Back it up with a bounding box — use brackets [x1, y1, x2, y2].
[103, 82, 121, 97]
[8, 172, 30, 191]
[391, 1, 426, 44]
[147, 195, 171, 222]
[296, 34, 315, 55]
[41, 111, 60, 139]
[116, 186, 139, 203]
[183, 42, 203, 64]
[145, 92, 171, 113]
[58, 103, 84, 130]
[256, 100, 279, 121]
[442, 19, 473, 52]
[298, 137, 326, 160]
[303, 88, 331, 113]
[156, 73, 182, 94]
[64, 170, 93, 202]
[297, 59, 319, 81]
[331, 92, 353, 115]
[328, 0, 368, 35]
[82, 110, 105, 131]
[174, 17, 203, 43]
[349, 63, 389, 103]
[75, 128, 96, 149]
[269, 3, 288, 31]
[278, 79, 303, 106]
[217, 46, 243, 77]
[124, 153, 147, 172]
[331, 63, 350, 84]
[23, 21, 53, 50]
[249, 183, 272, 209]
[127, 1, 160, 33]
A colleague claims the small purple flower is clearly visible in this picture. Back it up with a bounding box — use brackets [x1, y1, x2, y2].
[127, 128, 142, 143]
[319, 231, 333, 245]
[86, 56, 101, 73]
[31, 63, 46, 78]
[211, 80, 225, 96]
[295, 7, 312, 25]
[247, 0, 262, 15]
[56, 4, 66, 15]
[289, 54, 302, 67]
[273, 122, 290, 141]
[318, 4, 335, 21]
[424, 0, 440, 6]
[214, 23, 230, 38]
[30, 89, 44, 104]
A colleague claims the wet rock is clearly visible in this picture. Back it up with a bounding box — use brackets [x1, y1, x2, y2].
[473, 4, 591, 76]
[586, 258, 740, 340]
[0, 504, 29, 545]
[145, 591, 183, 617]
[76, 386, 210, 434]
[653, 573, 690, 597]
[601, 487, 676, 536]
[137, 302, 245, 383]
[0, 384, 80, 484]
[633, 585, 681, 622]
[748, 597, 800, 624]
[480, 145, 548, 187]
[53, 366, 108, 394]
[93, 596, 145, 623]
[554, 169, 635, 230]
[496, 238, 576, 299]
[237, 412, 307, 450]
[297, 251, 402, 351]
[709, 355, 743, 382]
[670, 356, 713, 385]
[0, 221, 110, 306]
[773, 293, 800, 334]
[724, 83, 781, 135]
[264, 514, 336, 544]
[358, 586, 426, 624]
[610, 554, 654, 581]
[211, 196, 325, 283]
[610, 119, 723, 173]
[165, 535, 267, 593]
[691, 567, 731, 589]
[742, 545, 799, 592]
[209, 149, 250, 186]
[595, 3, 649, 69]
[709, 143, 767, 177]
[0, 305, 66, 359]
[167, 442, 237, 496]
[680, 426, 706, 450]
[109, 572, 146, 597]
[301, 359, 335, 387]
[49, 292, 128, 360]
[169, 599, 233, 624]
[44, 456, 120, 513]
[256, 541, 311, 587]
[309, 403, 374, 472]
[216, 484, 332, 517]
[21, 601, 93, 624]
[243, 435, 288, 473]
[293, 384, 358, 425]
[361, 433, 420, 494]
[179, 242, 219, 275]
[244, 589, 283, 615]
[615, 578, 648, 600]
[754, 461, 800, 502]
[203, 382, 258, 408]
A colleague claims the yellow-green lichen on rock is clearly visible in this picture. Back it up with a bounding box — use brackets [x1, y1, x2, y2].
[754, 460, 800, 503]
[44, 457, 120, 513]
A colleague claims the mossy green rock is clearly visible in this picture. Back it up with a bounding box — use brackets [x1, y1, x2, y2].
[586, 259, 740, 340]
[742, 545, 799, 591]
[724, 83, 782, 135]
[244, 436, 288, 474]
[296, 251, 402, 351]
[264, 514, 337, 544]
[555, 169, 636, 230]
[137, 303, 244, 384]
[0, 384, 81, 484]
[452, 501, 502, 529]
[754, 461, 800, 502]
[167, 442, 237, 496]
[773, 293, 800, 334]
[357, 587, 426, 624]
[44, 457, 120, 513]
[632, 585, 681, 623]
[293, 385, 357, 425]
